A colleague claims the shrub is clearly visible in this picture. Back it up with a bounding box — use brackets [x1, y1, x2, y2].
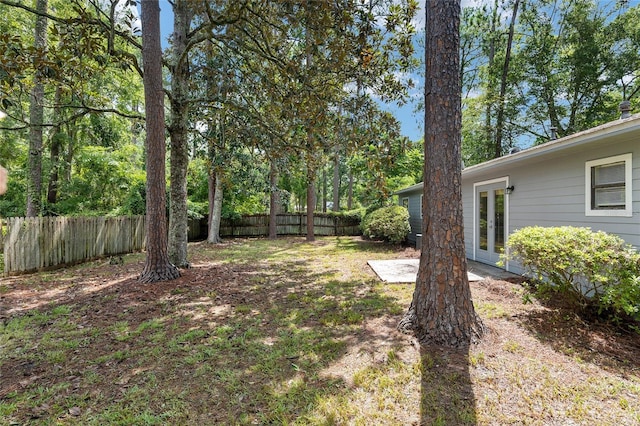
[319, 208, 366, 225]
[501, 226, 640, 322]
[362, 205, 410, 244]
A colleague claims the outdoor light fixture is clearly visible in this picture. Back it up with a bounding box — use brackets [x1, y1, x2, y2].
[506, 185, 515, 194]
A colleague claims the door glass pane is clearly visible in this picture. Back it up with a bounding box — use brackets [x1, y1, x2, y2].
[479, 191, 488, 250]
[494, 189, 505, 254]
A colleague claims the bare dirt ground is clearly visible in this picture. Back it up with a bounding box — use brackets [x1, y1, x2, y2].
[1, 237, 639, 425]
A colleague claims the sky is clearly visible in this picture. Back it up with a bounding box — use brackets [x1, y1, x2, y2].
[150, 0, 640, 143]
[152, 1, 428, 141]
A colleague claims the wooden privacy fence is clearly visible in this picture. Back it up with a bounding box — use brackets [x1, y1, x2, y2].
[1, 213, 361, 275]
[2, 216, 145, 276]
[219, 213, 361, 237]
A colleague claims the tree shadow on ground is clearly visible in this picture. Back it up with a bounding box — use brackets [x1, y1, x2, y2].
[0, 239, 417, 424]
[516, 296, 640, 375]
[419, 344, 477, 425]
[336, 235, 417, 255]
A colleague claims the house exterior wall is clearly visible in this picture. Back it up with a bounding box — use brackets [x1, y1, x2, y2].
[461, 127, 640, 274]
[396, 184, 422, 245]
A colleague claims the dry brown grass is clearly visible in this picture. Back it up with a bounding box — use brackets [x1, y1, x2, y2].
[1, 236, 638, 425]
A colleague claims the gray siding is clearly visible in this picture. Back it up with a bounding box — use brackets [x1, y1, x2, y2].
[462, 132, 640, 274]
[397, 186, 422, 244]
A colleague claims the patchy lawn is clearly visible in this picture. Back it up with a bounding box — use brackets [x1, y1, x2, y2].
[1, 236, 638, 425]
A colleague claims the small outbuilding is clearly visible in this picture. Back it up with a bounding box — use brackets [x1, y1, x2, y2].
[396, 113, 640, 274]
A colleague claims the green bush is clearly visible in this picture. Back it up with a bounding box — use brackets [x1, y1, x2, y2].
[501, 226, 640, 321]
[318, 208, 366, 224]
[362, 205, 410, 244]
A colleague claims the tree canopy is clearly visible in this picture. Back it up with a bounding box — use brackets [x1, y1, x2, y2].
[0, 0, 638, 228]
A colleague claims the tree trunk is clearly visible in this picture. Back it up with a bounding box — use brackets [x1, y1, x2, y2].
[139, 0, 180, 283]
[207, 161, 215, 238]
[347, 171, 353, 210]
[399, 0, 483, 347]
[207, 171, 223, 244]
[304, 1, 316, 242]
[322, 165, 327, 212]
[47, 85, 64, 207]
[269, 159, 278, 239]
[64, 124, 75, 184]
[332, 148, 340, 211]
[306, 170, 316, 242]
[168, 0, 192, 268]
[27, 0, 47, 217]
[494, 0, 520, 158]
[487, 0, 498, 159]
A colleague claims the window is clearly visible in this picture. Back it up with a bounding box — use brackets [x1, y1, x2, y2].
[402, 197, 409, 209]
[585, 153, 632, 217]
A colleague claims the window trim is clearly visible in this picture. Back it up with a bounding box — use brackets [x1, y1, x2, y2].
[401, 197, 409, 209]
[585, 153, 632, 217]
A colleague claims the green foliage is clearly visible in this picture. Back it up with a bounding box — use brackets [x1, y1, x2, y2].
[187, 200, 207, 220]
[460, 0, 640, 159]
[51, 144, 145, 216]
[501, 226, 640, 322]
[361, 205, 410, 244]
[121, 180, 146, 216]
[186, 158, 209, 204]
[322, 208, 366, 223]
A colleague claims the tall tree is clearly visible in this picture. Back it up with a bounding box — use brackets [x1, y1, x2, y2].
[493, 0, 520, 157]
[399, 0, 484, 347]
[139, 0, 180, 283]
[304, 0, 317, 242]
[167, 0, 192, 268]
[26, 0, 47, 217]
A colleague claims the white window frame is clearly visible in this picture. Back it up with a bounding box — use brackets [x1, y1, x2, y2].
[585, 153, 632, 217]
[401, 197, 409, 209]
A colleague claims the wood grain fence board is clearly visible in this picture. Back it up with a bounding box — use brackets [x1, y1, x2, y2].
[216, 214, 360, 238]
[2, 216, 150, 275]
[2, 214, 359, 275]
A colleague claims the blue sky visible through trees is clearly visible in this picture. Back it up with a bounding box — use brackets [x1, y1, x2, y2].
[149, 0, 640, 144]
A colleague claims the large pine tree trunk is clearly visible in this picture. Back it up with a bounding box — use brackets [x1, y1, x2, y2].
[27, 0, 47, 217]
[399, 0, 483, 347]
[139, 0, 180, 283]
[168, 0, 191, 268]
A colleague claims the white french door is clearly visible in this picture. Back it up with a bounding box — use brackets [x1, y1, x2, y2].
[475, 181, 507, 265]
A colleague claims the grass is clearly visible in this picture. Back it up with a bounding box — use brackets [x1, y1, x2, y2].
[0, 236, 639, 425]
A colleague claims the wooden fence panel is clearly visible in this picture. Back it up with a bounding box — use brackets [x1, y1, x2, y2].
[3, 216, 146, 276]
[2, 214, 359, 275]
[0, 218, 4, 254]
[217, 213, 360, 238]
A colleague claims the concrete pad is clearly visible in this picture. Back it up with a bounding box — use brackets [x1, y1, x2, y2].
[367, 259, 484, 283]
